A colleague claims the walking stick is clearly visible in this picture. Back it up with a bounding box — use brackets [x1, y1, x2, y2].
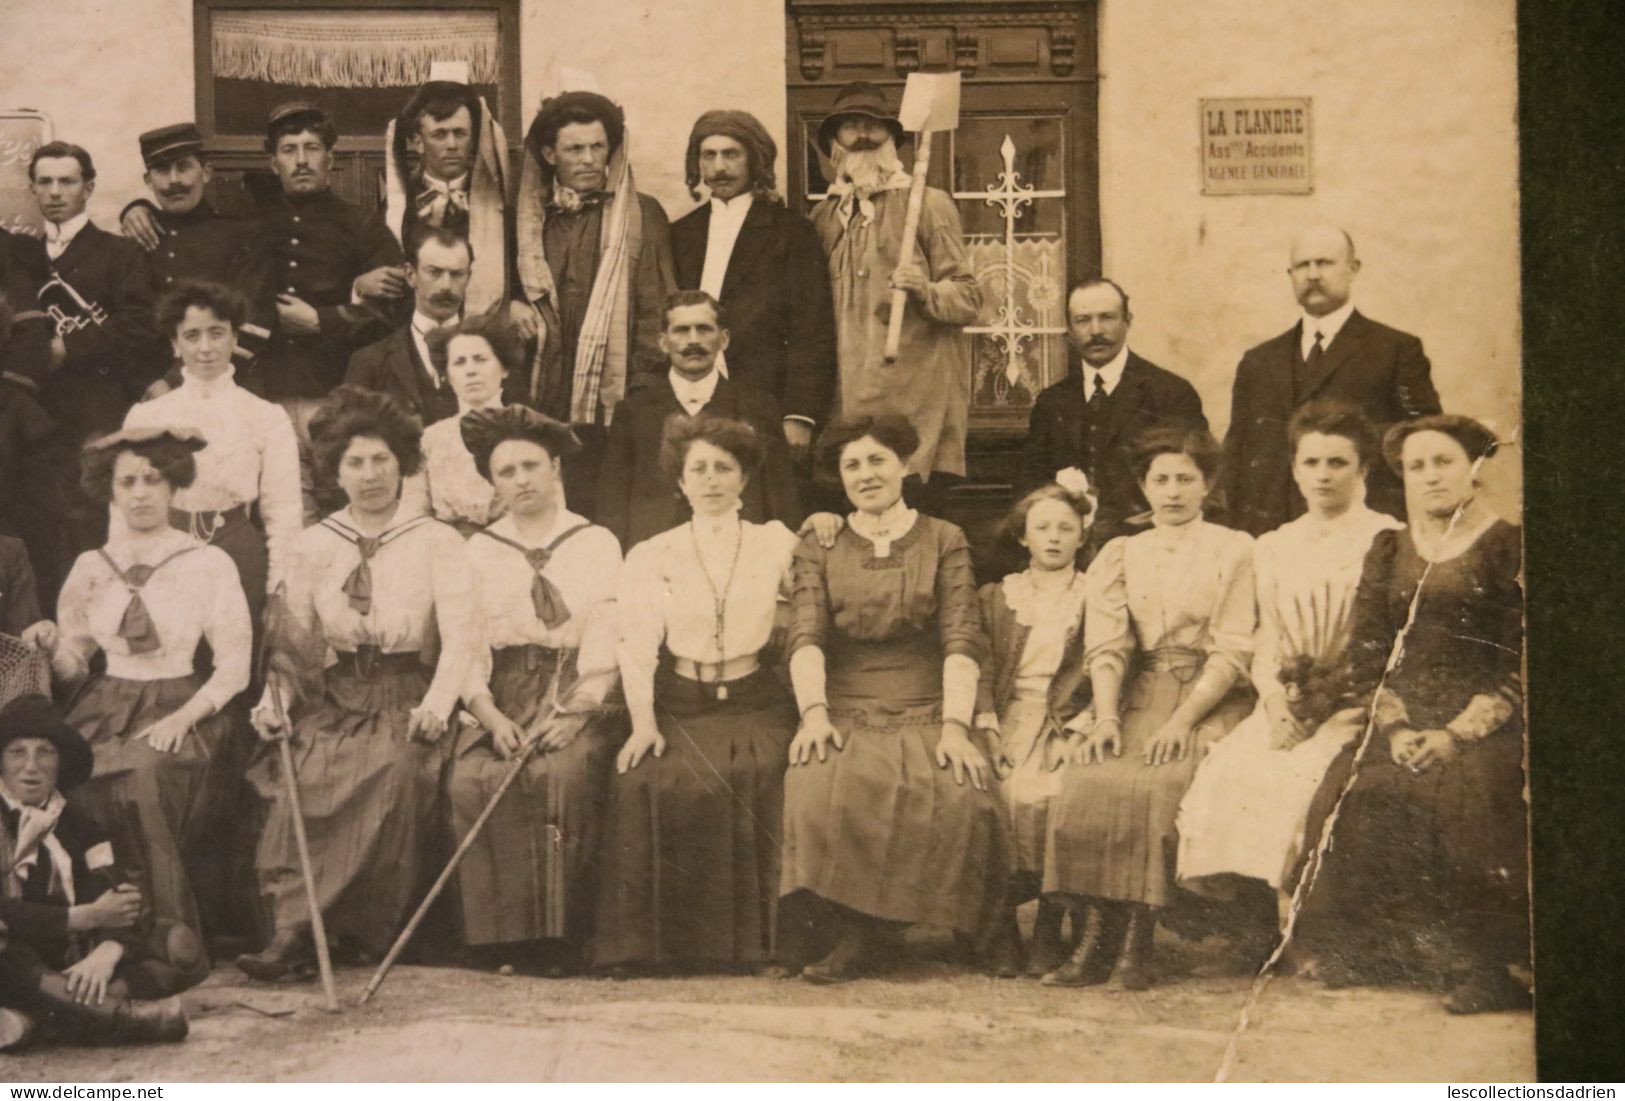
[268, 678, 340, 1013]
[358, 703, 558, 1005]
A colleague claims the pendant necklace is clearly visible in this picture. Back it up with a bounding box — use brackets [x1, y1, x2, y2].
[690, 517, 743, 700]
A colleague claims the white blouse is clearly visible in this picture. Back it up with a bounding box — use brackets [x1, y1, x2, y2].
[464, 510, 623, 702]
[275, 506, 476, 720]
[617, 518, 797, 714]
[1002, 568, 1088, 681]
[55, 529, 251, 715]
[122, 366, 303, 591]
[400, 412, 503, 528]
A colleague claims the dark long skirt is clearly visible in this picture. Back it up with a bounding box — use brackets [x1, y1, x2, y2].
[592, 665, 795, 969]
[779, 701, 1008, 936]
[448, 646, 619, 947]
[1297, 727, 1529, 972]
[67, 673, 231, 938]
[1043, 658, 1252, 908]
[246, 660, 446, 954]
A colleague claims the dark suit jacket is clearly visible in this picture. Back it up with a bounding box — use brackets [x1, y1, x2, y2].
[1021, 352, 1207, 546]
[0, 801, 139, 970]
[344, 327, 461, 427]
[975, 579, 1090, 725]
[595, 370, 802, 551]
[670, 198, 836, 426]
[22, 223, 163, 435]
[1219, 310, 1440, 535]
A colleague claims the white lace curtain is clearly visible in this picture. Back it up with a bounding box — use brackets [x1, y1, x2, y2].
[211, 9, 500, 88]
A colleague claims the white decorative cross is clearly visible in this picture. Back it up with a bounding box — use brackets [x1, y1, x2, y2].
[956, 135, 1067, 387]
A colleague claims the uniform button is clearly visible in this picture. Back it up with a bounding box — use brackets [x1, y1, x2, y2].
[165, 277, 174, 284]
[287, 286, 296, 293]
[290, 238, 299, 246]
[167, 251, 175, 259]
[292, 215, 301, 223]
[288, 259, 298, 268]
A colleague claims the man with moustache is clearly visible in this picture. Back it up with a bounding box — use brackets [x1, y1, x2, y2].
[117, 123, 275, 388]
[596, 290, 799, 549]
[513, 91, 675, 515]
[670, 110, 835, 461]
[1219, 224, 1440, 533]
[1021, 278, 1207, 550]
[810, 82, 982, 516]
[344, 226, 471, 425]
[254, 102, 406, 517]
[383, 76, 537, 343]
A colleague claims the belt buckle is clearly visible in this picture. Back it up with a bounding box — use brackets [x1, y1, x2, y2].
[523, 645, 543, 674]
[355, 644, 382, 680]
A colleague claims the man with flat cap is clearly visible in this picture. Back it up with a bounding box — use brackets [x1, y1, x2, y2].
[117, 123, 276, 389]
[384, 69, 537, 342]
[670, 110, 835, 461]
[810, 81, 982, 515]
[253, 101, 407, 517]
[1220, 224, 1441, 534]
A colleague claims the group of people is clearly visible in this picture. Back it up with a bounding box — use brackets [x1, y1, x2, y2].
[0, 70, 1525, 1054]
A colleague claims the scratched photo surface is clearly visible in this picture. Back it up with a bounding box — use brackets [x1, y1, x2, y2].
[0, 0, 1528, 1083]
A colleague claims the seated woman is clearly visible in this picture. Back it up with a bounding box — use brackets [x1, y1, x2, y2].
[451, 406, 624, 974]
[34, 426, 249, 983]
[779, 415, 1004, 984]
[0, 695, 188, 1050]
[1042, 427, 1255, 990]
[400, 311, 520, 536]
[1296, 414, 1527, 1015]
[973, 472, 1095, 978]
[593, 415, 799, 974]
[240, 387, 477, 980]
[1177, 403, 1402, 914]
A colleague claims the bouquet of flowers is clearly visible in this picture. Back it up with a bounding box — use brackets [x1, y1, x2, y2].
[1271, 578, 1361, 740]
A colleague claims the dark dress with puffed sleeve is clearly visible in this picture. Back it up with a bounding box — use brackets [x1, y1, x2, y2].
[778, 515, 1006, 952]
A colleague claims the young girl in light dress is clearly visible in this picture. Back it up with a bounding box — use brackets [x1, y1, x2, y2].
[974, 471, 1095, 977]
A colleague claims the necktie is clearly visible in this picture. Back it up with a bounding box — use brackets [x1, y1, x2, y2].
[343, 536, 382, 615]
[99, 547, 195, 655]
[1088, 372, 1108, 411]
[415, 178, 469, 226]
[475, 527, 592, 629]
[1307, 330, 1324, 374]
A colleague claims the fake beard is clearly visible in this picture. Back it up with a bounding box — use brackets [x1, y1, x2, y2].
[832, 140, 903, 195]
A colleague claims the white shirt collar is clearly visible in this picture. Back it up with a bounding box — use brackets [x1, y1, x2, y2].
[1081, 343, 1131, 396]
[413, 310, 457, 336]
[669, 367, 721, 413]
[1301, 299, 1356, 355]
[491, 506, 588, 547]
[43, 212, 90, 252]
[421, 172, 470, 194]
[179, 364, 239, 398]
[849, 496, 918, 558]
[456, 394, 503, 416]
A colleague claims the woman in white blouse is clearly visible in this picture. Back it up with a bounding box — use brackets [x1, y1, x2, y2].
[1177, 404, 1402, 922]
[400, 311, 519, 536]
[123, 281, 302, 628]
[593, 414, 799, 973]
[31, 425, 251, 990]
[450, 406, 624, 975]
[238, 387, 476, 981]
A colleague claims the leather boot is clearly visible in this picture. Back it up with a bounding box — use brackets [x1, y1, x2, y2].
[802, 917, 871, 985]
[1026, 899, 1069, 978]
[1042, 899, 1125, 987]
[30, 971, 188, 1045]
[982, 908, 1024, 979]
[1113, 904, 1157, 991]
[236, 927, 313, 982]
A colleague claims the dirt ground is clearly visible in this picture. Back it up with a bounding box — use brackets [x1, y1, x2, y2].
[10, 932, 1533, 1083]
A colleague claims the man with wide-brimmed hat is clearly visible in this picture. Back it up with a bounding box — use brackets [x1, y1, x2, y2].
[670, 109, 836, 457]
[809, 81, 982, 514]
[117, 122, 276, 390]
[0, 694, 191, 1050]
[514, 89, 675, 515]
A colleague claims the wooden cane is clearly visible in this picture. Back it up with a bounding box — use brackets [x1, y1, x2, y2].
[268, 679, 340, 1013]
[358, 709, 555, 1005]
[882, 128, 935, 364]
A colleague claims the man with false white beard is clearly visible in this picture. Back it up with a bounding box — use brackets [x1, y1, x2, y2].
[810, 82, 982, 516]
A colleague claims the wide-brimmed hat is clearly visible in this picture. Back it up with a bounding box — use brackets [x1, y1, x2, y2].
[85, 425, 207, 455]
[816, 81, 906, 155]
[0, 695, 93, 792]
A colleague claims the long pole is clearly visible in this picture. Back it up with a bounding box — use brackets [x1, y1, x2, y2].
[882, 128, 934, 364]
[269, 680, 340, 1013]
[358, 717, 552, 1005]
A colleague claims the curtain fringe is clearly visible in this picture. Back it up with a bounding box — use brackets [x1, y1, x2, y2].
[212, 34, 500, 89]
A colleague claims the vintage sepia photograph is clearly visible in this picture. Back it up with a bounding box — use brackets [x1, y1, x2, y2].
[0, 0, 1559, 1084]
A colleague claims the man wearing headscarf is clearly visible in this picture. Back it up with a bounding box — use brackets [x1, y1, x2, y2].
[670, 110, 836, 460]
[810, 81, 982, 513]
[513, 90, 675, 515]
